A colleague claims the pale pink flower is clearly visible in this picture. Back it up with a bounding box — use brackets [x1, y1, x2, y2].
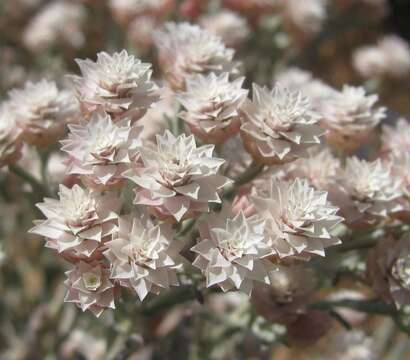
[30, 184, 120, 262]
[154, 22, 237, 90]
[252, 178, 342, 259]
[240, 84, 324, 165]
[0, 105, 23, 167]
[353, 46, 387, 79]
[64, 261, 115, 317]
[8, 80, 79, 147]
[68, 50, 159, 122]
[61, 111, 142, 189]
[23, 1, 85, 52]
[336, 157, 402, 228]
[123, 130, 232, 222]
[192, 209, 275, 295]
[321, 86, 385, 153]
[285, 147, 341, 191]
[199, 10, 249, 47]
[127, 16, 158, 50]
[104, 214, 181, 301]
[176, 73, 248, 143]
[381, 118, 410, 156]
[367, 235, 410, 310]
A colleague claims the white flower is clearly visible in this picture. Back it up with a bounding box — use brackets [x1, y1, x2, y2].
[64, 261, 115, 317]
[123, 130, 232, 222]
[381, 118, 410, 155]
[192, 210, 275, 295]
[61, 111, 142, 188]
[337, 157, 402, 223]
[68, 50, 159, 122]
[0, 105, 23, 167]
[30, 184, 120, 261]
[285, 147, 340, 191]
[104, 215, 181, 301]
[321, 86, 385, 152]
[154, 22, 237, 90]
[23, 1, 85, 52]
[199, 10, 250, 47]
[8, 80, 79, 146]
[240, 84, 323, 165]
[252, 178, 342, 259]
[280, 0, 326, 34]
[176, 72, 248, 143]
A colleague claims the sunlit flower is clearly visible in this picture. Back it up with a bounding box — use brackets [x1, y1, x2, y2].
[176, 73, 248, 143]
[61, 111, 142, 189]
[123, 130, 232, 222]
[8, 80, 79, 147]
[104, 214, 181, 301]
[320, 86, 385, 153]
[154, 22, 237, 90]
[336, 157, 402, 228]
[23, 1, 85, 52]
[240, 84, 323, 165]
[0, 105, 23, 167]
[367, 235, 410, 309]
[64, 261, 115, 317]
[252, 178, 342, 259]
[68, 50, 159, 122]
[381, 118, 410, 156]
[192, 209, 275, 295]
[285, 147, 340, 191]
[199, 10, 249, 47]
[30, 184, 120, 262]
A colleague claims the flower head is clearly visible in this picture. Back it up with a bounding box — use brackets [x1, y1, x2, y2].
[30, 185, 120, 261]
[0, 105, 23, 167]
[64, 261, 115, 317]
[321, 86, 385, 153]
[367, 235, 410, 309]
[69, 50, 159, 122]
[8, 80, 79, 146]
[61, 111, 142, 189]
[124, 130, 232, 222]
[381, 118, 410, 156]
[336, 157, 402, 227]
[176, 73, 248, 143]
[192, 209, 275, 295]
[154, 22, 237, 90]
[104, 214, 181, 301]
[240, 84, 323, 165]
[252, 178, 342, 259]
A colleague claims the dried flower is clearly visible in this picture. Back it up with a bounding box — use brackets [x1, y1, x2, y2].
[336, 157, 402, 228]
[240, 84, 323, 165]
[320, 86, 385, 153]
[61, 111, 142, 189]
[8, 80, 79, 147]
[30, 184, 120, 262]
[252, 178, 342, 259]
[68, 50, 159, 122]
[367, 235, 410, 309]
[192, 210, 275, 295]
[199, 10, 249, 47]
[381, 118, 410, 156]
[123, 130, 232, 222]
[104, 214, 181, 301]
[64, 261, 115, 317]
[23, 1, 85, 52]
[0, 105, 23, 167]
[154, 22, 237, 90]
[176, 73, 248, 143]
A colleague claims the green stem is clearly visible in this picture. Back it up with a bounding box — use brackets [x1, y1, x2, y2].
[9, 164, 48, 198]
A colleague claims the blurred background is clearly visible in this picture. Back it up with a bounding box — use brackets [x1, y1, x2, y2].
[1, 0, 410, 359]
